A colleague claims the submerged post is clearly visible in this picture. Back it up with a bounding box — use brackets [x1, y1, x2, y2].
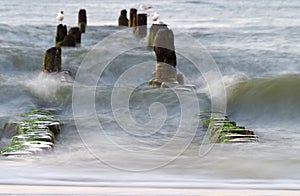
[118, 9, 129, 26]
[55, 24, 67, 47]
[42, 47, 62, 73]
[134, 14, 147, 37]
[128, 8, 137, 28]
[78, 9, 87, 33]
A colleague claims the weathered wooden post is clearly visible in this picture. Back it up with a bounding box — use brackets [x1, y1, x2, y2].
[128, 8, 137, 27]
[68, 27, 81, 44]
[78, 9, 87, 33]
[148, 23, 168, 47]
[134, 14, 147, 37]
[154, 29, 177, 66]
[55, 24, 67, 47]
[149, 29, 181, 87]
[42, 47, 62, 73]
[118, 9, 129, 26]
[61, 34, 76, 47]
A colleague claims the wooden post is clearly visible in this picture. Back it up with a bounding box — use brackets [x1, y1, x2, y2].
[78, 9, 87, 33]
[128, 8, 137, 27]
[42, 47, 62, 73]
[149, 29, 180, 87]
[134, 14, 147, 37]
[61, 34, 76, 47]
[148, 24, 168, 47]
[118, 9, 128, 26]
[154, 29, 177, 67]
[68, 27, 81, 44]
[55, 24, 67, 47]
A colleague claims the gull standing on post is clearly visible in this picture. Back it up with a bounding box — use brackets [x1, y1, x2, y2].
[150, 12, 159, 21]
[57, 11, 64, 23]
[149, 12, 161, 24]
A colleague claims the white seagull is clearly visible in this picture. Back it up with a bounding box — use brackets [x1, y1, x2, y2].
[139, 4, 152, 11]
[56, 11, 64, 23]
[149, 12, 159, 22]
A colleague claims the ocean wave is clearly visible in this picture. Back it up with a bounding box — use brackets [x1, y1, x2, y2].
[227, 74, 300, 125]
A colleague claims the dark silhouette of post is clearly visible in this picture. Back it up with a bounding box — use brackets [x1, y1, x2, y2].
[42, 47, 62, 73]
[55, 24, 67, 47]
[61, 34, 76, 47]
[118, 9, 128, 26]
[128, 8, 137, 27]
[78, 9, 87, 33]
[68, 27, 81, 44]
[134, 14, 147, 37]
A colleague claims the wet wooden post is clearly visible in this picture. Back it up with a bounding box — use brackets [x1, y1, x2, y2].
[118, 9, 128, 26]
[148, 23, 168, 47]
[128, 8, 137, 27]
[61, 34, 76, 47]
[55, 24, 67, 47]
[68, 27, 81, 44]
[78, 9, 87, 33]
[42, 47, 62, 73]
[134, 14, 147, 37]
[149, 29, 180, 87]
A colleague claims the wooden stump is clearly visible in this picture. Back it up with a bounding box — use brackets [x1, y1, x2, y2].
[128, 8, 137, 27]
[149, 29, 181, 87]
[61, 34, 76, 47]
[156, 63, 177, 82]
[42, 47, 62, 73]
[55, 24, 67, 47]
[118, 9, 128, 26]
[153, 29, 177, 67]
[148, 24, 168, 47]
[68, 27, 81, 44]
[78, 9, 87, 33]
[134, 14, 147, 37]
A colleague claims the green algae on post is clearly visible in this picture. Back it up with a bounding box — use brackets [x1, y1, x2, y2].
[200, 112, 259, 143]
[0, 109, 62, 157]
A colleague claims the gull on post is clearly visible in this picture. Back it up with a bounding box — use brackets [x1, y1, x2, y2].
[56, 11, 64, 23]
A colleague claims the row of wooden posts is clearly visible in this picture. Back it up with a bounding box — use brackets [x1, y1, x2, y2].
[43, 8, 183, 88]
[118, 8, 184, 87]
[42, 9, 87, 73]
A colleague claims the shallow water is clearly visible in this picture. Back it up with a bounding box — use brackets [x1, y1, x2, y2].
[0, 0, 299, 190]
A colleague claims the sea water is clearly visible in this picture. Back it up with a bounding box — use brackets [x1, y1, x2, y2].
[0, 0, 299, 189]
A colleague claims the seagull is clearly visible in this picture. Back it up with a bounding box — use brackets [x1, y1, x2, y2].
[149, 12, 159, 22]
[56, 11, 64, 23]
[139, 4, 152, 11]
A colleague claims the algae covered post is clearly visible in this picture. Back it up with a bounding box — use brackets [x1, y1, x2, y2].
[42, 47, 62, 73]
[200, 113, 259, 143]
[0, 110, 62, 156]
[55, 24, 67, 47]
